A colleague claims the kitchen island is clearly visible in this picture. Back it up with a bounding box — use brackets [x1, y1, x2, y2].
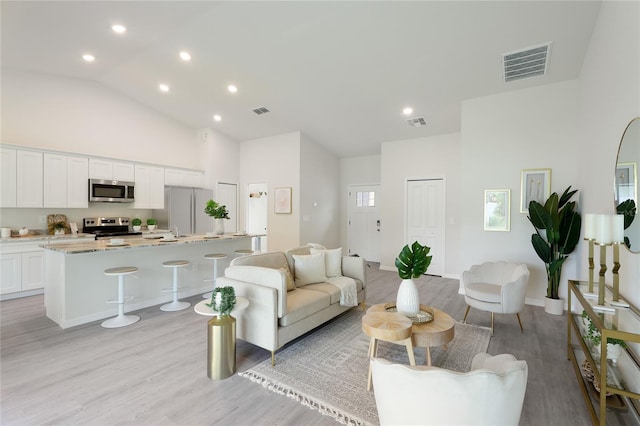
[43, 234, 253, 328]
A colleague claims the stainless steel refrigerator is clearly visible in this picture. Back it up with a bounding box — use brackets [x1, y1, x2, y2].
[153, 186, 214, 235]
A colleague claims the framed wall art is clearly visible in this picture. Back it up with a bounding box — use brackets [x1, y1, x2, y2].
[274, 187, 292, 214]
[484, 189, 511, 231]
[520, 168, 551, 213]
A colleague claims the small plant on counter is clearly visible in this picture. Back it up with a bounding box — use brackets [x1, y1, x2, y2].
[207, 286, 236, 317]
[146, 218, 156, 226]
[49, 221, 67, 235]
[131, 218, 142, 226]
[204, 200, 230, 219]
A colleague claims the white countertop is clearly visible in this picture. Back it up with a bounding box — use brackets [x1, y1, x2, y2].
[0, 233, 96, 244]
[41, 233, 254, 254]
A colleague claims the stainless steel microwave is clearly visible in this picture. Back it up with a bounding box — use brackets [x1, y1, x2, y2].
[88, 179, 135, 203]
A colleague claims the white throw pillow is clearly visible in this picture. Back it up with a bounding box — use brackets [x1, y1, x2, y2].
[292, 252, 327, 286]
[311, 247, 343, 278]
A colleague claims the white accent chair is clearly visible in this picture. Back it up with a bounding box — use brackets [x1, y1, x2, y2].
[462, 261, 529, 335]
[371, 353, 528, 426]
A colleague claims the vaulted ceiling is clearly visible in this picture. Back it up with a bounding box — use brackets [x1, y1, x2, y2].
[1, 1, 602, 157]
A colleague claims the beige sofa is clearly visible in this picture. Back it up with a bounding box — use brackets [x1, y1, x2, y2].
[216, 245, 366, 364]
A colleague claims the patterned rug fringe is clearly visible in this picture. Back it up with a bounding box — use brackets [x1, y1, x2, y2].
[239, 370, 371, 426]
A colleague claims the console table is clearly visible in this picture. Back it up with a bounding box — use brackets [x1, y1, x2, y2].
[567, 280, 640, 425]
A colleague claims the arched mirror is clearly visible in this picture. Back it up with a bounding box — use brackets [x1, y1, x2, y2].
[615, 117, 640, 252]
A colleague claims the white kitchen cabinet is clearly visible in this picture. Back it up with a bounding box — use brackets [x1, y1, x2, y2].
[43, 153, 68, 208]
[89, 158, 134, 181]
[21, 250, 44, 290]
[0, 253, 21, 294]
[164, 167, 204, 188]
[133, 164, 164, 209]
[67, 156, 89, 208]
[0, 148, 17, 207]
[16, 150, 43, 208]
[44, 154, 89, 208]
[0, 248, 44, 295]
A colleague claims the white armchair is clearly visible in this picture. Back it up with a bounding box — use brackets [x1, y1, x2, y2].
[371, 353, 528, 426]
[462, 261, 529, 335]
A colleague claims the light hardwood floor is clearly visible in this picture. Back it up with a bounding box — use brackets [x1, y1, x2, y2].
[0, 263, 607, 425]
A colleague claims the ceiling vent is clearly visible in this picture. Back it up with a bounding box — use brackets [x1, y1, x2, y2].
[407, 117, 427, 127]
[252, 106, 270, 115]
[502, 42, 551, 83]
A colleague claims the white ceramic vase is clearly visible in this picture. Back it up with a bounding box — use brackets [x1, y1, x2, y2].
[147, 225, 156, 231]
[215, 218, 225, 235]
[132, 225, 141, 232]
[396, 279, 420, 316]
[544, 297, 564, 315]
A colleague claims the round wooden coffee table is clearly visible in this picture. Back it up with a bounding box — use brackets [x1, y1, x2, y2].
[362, 311, 416, 390]
[368, 304, 455, 366]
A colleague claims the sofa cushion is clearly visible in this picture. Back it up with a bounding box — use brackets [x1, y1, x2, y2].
[310, 247, 343, 277]
[279, 288, 331, 326]
[292, 252, 327, 286]
[303, 276, 362, 304]
[280, 267, 296, 291]
[231, 252, 289, 271]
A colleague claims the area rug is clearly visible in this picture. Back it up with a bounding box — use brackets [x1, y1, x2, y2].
[239, 308, 492, 425]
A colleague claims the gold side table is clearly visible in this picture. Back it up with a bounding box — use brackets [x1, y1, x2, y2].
[195, 297, 249, 380]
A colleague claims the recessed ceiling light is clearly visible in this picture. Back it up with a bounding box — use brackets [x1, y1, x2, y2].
[227, 84, 238, 94]
[402, 107, 413, 116]
[179, 51, 191, 61]
[111, 24, 126, 34]
[213, 115, 222, 122]
[82, 54, 95, 62]
[159, 84, 170, 93]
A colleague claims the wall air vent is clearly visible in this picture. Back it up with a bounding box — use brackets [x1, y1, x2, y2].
[502, 42, 551, 83]
[252, 106, 270, 115]
[407, 117, 427, 127]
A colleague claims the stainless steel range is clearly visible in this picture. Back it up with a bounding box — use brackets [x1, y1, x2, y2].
[83, 217, 142, 239]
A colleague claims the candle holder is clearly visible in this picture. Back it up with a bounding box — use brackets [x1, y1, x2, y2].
[610, 242, 630, 308]
[595, 241, 610, 306]
[584, 237, 596, 295]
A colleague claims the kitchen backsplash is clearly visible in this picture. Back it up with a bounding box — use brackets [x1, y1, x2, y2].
[0, 206, 153, 232]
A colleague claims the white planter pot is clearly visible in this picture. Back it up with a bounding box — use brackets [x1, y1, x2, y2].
[215, 218, 225, 235]
[544, 297, 564, 315]
[396, 279, 420, 316]
[132, 225, 141, 232]
[598, 342, 623, 363]
[147, 225, 156, 231]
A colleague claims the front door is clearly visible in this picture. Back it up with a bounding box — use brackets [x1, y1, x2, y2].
[406, 179, 445, 276]
[348, 184, 381, 262]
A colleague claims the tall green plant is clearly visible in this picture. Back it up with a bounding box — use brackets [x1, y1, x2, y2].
[395, 241, 432, 279]
[528, 186, 582, 300]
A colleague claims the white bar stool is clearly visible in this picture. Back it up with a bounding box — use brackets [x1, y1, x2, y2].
[202, 253, 228, 299]
[160, 260, 191, 312]
[102, 266, 140, 328]
[234, 249, 254, 257]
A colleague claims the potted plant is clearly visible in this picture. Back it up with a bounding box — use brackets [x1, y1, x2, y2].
[51, 222, 66, 235]
[205, 200, 230, 235]
[146, 218, 157, 231]
[131, 218, 142, 232]
[394, 241, 432, 316]
[581, 311, 626, 363]
[528, 186, 581, 315]
[616, 199, 636, 249]
[207, 286, 237, 317]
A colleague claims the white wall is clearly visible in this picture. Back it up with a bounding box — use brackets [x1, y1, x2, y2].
[380, 133, 461, 277]
[200, 127, 240, 191]
[577, 0, 640, 307]
[238, 131, 301, 252]
[338, 155, 381, 250]
[300, 133, 340, 248]
[1, 69, 201, 169]
[460, 81, 579, 304]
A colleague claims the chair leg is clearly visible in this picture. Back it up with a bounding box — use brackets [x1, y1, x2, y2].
[462, 305, 471, 323]
[491, 312, 494, 336]
[516, 313, 524, 332]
